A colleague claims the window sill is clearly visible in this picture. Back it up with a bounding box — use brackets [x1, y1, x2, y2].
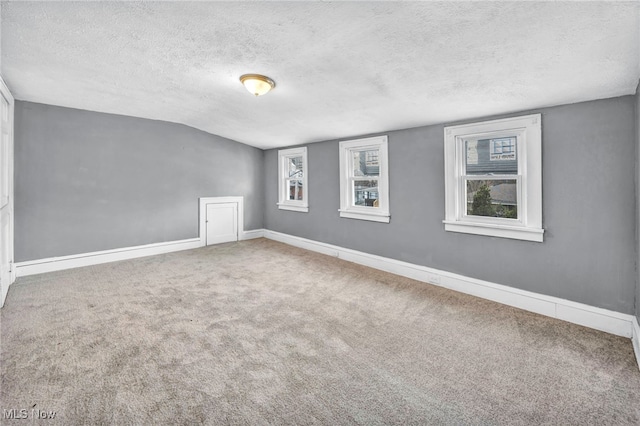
[277, 203, 309, 213]
[339, 209, 390, 223]
[443, 220, 544, 242]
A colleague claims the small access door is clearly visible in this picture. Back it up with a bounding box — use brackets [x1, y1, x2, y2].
[205, 202, 238, 245]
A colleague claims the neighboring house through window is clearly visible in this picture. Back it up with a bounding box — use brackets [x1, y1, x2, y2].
[277, 146, 308, 212]
[339, 135, 390, 223]
[443, 114, 543, 242]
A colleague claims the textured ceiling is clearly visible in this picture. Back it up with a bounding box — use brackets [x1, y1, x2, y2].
[1, 1, 639, 149]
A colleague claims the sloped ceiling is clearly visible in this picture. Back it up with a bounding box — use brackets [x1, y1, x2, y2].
[1, 1, 639, 149]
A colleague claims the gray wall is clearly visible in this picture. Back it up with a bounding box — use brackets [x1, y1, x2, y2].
[14, 101, 264, 262]
[636, 81, 640, 323]
[265, 96, 637, 315]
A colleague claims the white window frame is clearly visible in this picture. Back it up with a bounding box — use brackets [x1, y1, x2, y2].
[339, 135, 390, 223]
[277, 147, 308, 212]
[443, 114, 543, 242]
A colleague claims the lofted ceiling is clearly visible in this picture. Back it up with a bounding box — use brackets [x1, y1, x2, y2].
[1, 1, 639, 150]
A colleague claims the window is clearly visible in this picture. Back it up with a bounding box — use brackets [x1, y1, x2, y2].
[443, 114, 543, 242]
[278, 147, 308, 212]
[339, 135, 389, 223]
[490, 137, 516, 159]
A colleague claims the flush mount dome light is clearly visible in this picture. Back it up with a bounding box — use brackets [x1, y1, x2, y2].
[240, 74, 275, 96]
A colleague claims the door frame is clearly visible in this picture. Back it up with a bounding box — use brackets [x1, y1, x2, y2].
[198, 196, 244, 247]
[0, 75, 15, 307]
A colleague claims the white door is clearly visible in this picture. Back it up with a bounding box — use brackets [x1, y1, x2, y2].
[206, 202, 238, 245]
[0, 80, 14, 307]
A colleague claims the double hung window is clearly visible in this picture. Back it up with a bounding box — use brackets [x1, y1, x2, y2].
[339, 136, 389, 223]
[444, 114, 543, 242]
[277, 147, 308, 212]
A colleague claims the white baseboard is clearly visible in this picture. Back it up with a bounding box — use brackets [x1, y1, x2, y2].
[15, 238, 202, 277]
[241, 229, 265, 240]
[14, 229, 267, 279]
[633, 317, 640, 372]
[263, 230, 636, 339]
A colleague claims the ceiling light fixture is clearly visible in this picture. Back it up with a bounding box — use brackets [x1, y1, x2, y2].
[239, 74, 276, 96]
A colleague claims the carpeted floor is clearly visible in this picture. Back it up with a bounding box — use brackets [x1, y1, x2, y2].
[1, 238, 639, 425]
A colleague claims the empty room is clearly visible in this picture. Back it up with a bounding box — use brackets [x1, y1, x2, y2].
[1, 1, 640, 424]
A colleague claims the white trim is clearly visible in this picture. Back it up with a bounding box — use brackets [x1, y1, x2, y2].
[633, 317, 640, 372]
[276, 203, 309, 213]
[240, 229, 264, 240]
[278, 147, 309, 213]
[442, 220, 544, 242]
[339, 136, 390, 223]
[0, 75, 15, 307]
[337, 210, 390, 223]
[13, 229, 265, 279]
[263, 230, 635, 339]
[199, 196, 244, 246]
[444, 114, 543, 242]
[15, 238, 201, 277]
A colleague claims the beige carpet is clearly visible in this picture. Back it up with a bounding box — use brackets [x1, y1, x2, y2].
[1, 238, 639, 425]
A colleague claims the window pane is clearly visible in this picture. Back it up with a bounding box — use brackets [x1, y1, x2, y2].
[287, 179, 303, 201]
[465, 137, 517, 175]
[353, 180, 379, 207]
[466, 179, 517, 218]
[353, 150, 379, 177]
[288, 156, 304, 178]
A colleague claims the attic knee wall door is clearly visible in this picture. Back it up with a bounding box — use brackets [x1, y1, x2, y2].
[205, 202, 238, 245]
